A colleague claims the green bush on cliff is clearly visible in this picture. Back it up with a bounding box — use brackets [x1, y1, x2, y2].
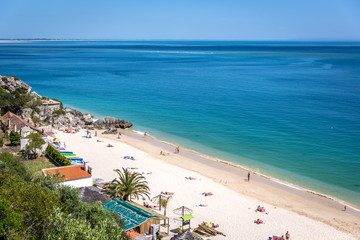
[0, 139, 3, 147]
[0, 87, 32, 115]
[52, 98, 64, 110]
[52, 109, 65, 117]
[45, 145, 71, 166]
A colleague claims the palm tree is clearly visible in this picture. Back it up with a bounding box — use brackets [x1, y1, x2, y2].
[102, 168, 150, 201]
[159, 195, 172, 224]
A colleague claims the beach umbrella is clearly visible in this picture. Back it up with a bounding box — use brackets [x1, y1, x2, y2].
[53, 138, 60, 142]
[173, 206, 193, 216]
[86, 130, 91, 134]
[151, 194, 166, 211]
[94, 178, 105, 184]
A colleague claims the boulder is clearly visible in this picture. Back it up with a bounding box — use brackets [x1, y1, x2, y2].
[0, 75, 32, 93]
[102, 128, 118, 134]
[19, 108, 33, 120]
[94, 117, 132, 129]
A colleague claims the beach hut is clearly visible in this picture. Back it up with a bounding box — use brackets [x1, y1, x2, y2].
[103, 199, 163, 234]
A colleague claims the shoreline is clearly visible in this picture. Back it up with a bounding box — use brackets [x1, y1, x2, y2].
[124, 129, 360, 213]
[57, 128, 360, 239]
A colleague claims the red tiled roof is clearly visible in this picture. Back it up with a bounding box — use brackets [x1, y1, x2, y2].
[126, 229, 141, 239]
[43, 164, 91, 181]
[1, 111, 40, 132]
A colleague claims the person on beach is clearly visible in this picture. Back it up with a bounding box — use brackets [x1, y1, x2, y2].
[248, 172, 250, 182]
[177, 146, 180, 153]
[160, 151, 163, 155]
[344, 205, 347, 211]
[118, 133, 121, 139]
[95, 131, 97, 137]
[280, 236, 285, 240]
[285, 231, 290, 240]
[64, 142, 66, 149]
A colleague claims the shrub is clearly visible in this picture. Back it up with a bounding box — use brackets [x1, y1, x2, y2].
[45, 145, 71, 166]
[0, 138, 3, 147]
[0, 151, 31, 181]
[9, 131, 20, 146]
[52, 98, 64, 110]
[52, 109, 65, 118]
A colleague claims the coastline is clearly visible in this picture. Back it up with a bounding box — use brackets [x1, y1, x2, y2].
[103, 128, 360, 236]
[125, 129, 360, 213]
[56, 128, 360, 239]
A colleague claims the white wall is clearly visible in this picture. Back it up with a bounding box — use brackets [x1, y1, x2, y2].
[61, 177, 93, 188]
[20, 137, 48, 152]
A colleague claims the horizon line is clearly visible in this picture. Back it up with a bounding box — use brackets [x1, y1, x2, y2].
[1, 38, 360, 42]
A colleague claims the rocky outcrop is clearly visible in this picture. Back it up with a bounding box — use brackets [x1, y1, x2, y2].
[0, 75, 32, 93]
[19, 108, 33, 120]
[102, 128, 118, 134]
[50, 108, 132, 131]
[1, 74, 133, 132]
[94, 117, 133, 129]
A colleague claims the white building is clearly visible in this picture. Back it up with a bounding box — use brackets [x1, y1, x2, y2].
[42, 162, 93, 188]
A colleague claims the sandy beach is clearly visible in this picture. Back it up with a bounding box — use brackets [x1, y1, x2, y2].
[56, 129, 360, 240]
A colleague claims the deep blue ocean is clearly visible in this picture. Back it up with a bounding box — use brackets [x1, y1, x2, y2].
[0, 41, 359, 207]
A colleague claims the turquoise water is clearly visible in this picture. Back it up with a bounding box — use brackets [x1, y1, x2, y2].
[0, 41, 359, 207]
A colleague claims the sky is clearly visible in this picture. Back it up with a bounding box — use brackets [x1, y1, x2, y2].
[0, 0, 360, 40]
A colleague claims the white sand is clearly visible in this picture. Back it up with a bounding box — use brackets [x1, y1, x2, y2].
[56, 129, 358, 240]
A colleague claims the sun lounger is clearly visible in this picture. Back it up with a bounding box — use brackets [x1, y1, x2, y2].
[194, 223, 225, 237]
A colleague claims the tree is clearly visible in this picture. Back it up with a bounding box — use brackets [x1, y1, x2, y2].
[102, 168, 150, 201]
[9, 131, 20, 146]
[0, 196, 22, 238]
[0, 151, 31, 181]
[25, 132, 45, 159]
[159, 196, 172, 217]
[159, 195, 172, 225]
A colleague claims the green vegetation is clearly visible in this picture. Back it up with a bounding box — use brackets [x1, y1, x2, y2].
[9, 131, 20, 146]
[0, 152, 128, 239]
[45, 144, 71, 166]
[0, 87, 32, 115]
[102, 168, 150, 201]
[23, 156, 57, 177]
[52, 98, 64, 110]
[159, 195, 172, 217]
[24, 132, 45, 159]
[0, 139, 3, 147]
[52, 109, 66, 117]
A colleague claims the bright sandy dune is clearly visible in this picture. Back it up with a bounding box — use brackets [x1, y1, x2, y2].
[56, 129, 359, 240]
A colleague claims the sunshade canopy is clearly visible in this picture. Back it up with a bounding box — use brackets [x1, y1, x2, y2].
[181, 214, 194, 221]
[173, 206, 193, 216]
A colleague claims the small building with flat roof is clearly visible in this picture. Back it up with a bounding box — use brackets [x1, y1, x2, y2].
[42, 162, 92, 188]
[104, 199, 168, 235]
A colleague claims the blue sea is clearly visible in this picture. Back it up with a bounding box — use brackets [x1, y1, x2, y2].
[1, 41, 359, 207]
